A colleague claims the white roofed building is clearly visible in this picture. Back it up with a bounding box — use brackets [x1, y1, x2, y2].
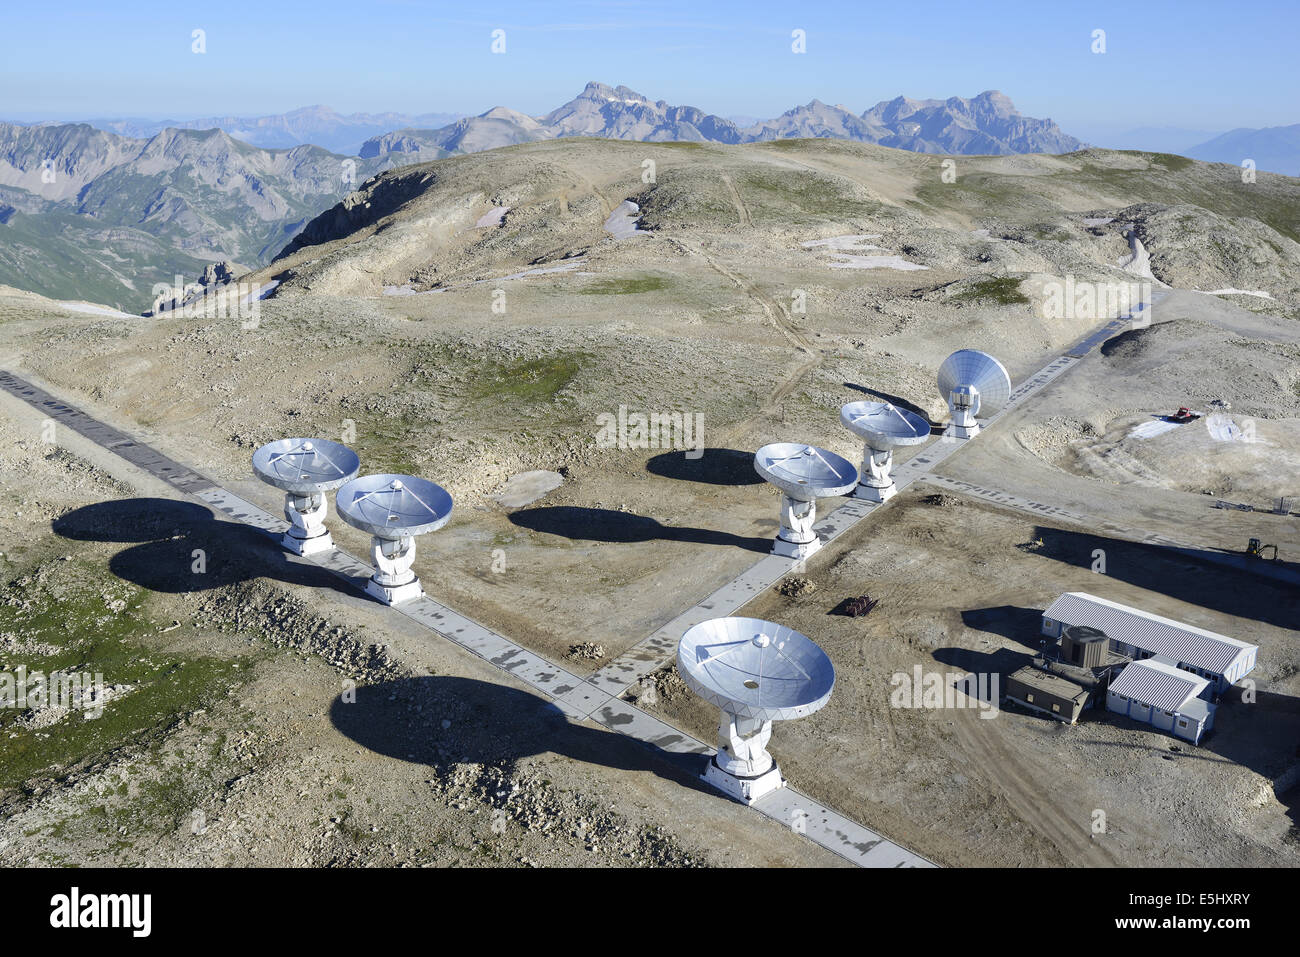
[1041, 592, 1257, 693]
[1106, 658, 1216, 744]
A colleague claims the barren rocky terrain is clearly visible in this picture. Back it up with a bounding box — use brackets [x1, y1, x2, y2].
[1, 136, 1297, 867]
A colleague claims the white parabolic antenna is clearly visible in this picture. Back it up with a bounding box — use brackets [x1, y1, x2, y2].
[252, 438, 360, 495]
[754, 442, 858, 501]
[252, 438, 360, 556]
[678, 616, 835, 804]
[336, 474, 453, 604]
[937, 349, 1011, 438]
[840, 401, 931, 502]
[754, 443, 857, 559]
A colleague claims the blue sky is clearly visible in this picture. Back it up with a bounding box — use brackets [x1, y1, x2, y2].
[2, 0, 1296, 136]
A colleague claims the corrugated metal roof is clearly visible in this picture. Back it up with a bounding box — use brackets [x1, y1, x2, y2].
[1044, 592, 1256, 675]
[1109, 660, 1208, 712]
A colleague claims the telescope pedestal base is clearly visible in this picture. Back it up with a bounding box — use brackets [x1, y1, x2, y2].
[365, 576, 424, 606]
[283, 530, 334, 556]
[946, 423, 979, 440]
[853, 482, 895, 503]
[365, 534, 422, 604]
[281, 491, 334, 556]
[773, 535, 821, 560]
[703, 756, 785, 805]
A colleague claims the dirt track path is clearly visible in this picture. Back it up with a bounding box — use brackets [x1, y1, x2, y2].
[719, 171, 755, 227]
[951, 707, 1114, 865]
[662, 235, 820, 443]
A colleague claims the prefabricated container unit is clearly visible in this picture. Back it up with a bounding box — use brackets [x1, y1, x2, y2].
[1042, 592, 1257, 693]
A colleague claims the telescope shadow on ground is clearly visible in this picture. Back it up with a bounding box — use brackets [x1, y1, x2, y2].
[960, 605, 1052, 651]
[329, 675, 715, 792]
[644, 448, 765, 486]
[52, 497, 359, 596]
[508, 505, 771, 553]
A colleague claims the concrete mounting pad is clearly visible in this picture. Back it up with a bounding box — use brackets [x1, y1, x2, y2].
[772, 535, 821, 559]
[284, 531, 336, 556]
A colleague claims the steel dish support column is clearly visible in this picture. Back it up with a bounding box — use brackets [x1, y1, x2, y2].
[284, 489, 332, 554]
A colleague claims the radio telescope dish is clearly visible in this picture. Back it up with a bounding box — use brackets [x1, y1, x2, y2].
[754, 443, 858, 502]
[840, 401, 931, 502]
[754, 444, 857, 559]
[336, 474, 453, 539]
[678, 616, 835, 804]
[335, 474, 454, 604]
[937, 350, 1011, 438]
[252, 438, 359, 494]
[251, 438, 360, 556]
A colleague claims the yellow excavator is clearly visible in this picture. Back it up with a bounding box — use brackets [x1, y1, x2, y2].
[1246, 538, 1280, 561]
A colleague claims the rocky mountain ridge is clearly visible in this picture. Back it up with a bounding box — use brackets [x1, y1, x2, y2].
[359, 82, 1086, 161]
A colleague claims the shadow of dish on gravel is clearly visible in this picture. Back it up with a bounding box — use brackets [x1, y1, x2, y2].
[329, 675, 713, 792]
[52, 497, 355, 597]
[960, 605, 1051, 651]
[645, 448, 764, 486]
[508, 505, 770, 553]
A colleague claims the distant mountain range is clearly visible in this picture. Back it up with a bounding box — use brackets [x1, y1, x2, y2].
[1087, 126, 1225, 155]
[1075, 125, 1300, 175]
[73, 106, 465, 156]
[1, 82, 1294, 310]
[15, 85, 1296, 174]
[1185, 125, 1300, 177]
[0, 122, 388, 309]
[357, 82, 1087, 161]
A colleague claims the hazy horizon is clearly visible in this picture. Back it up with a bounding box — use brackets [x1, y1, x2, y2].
[2, 0, 1296, 136]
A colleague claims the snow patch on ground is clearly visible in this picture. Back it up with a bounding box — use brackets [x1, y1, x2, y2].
[1204, 413, 1259, 443]
[1116, 232, 1168, 287]
[1129, 419, 1182, 440]
[801, 234, 928, 271]
[476, 206, 510, 228]
[56, 301, 137, 318]
[604, 200, 645, 240]
[1203, 288, 1273, 299]
[491, 470, 564, 508]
